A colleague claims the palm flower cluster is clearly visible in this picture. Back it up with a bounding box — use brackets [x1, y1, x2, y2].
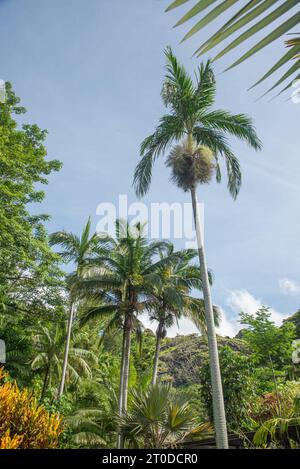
[166, 141, 215, 192]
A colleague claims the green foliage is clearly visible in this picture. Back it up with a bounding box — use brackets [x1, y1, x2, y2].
[174, 384, 206, 422]
[0, 84, 65, 388]
[240, 307, 296, 369]
[284, 309, 300, 339]
[199, 346, 257, 431]
[119, 384, 211, 448]
[31, 321, 97, 399]
[131, 330, 154, 386]
[252, 381, 300, 448]
[1, 83, 298, 450]
[0, 82, 61, 280]
[65, 408, 108, 448]
[65, 381, 117, 448]
[146, 247, 213, 336]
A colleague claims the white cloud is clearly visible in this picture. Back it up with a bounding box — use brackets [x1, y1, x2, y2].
[227, 289, 261, 316]
[226, 289, 289, 326]
[141, 288, 291, 339]
[279, 278, 300, 296]
[216, 307, 239, 338]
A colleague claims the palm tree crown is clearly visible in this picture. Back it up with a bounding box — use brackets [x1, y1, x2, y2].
[49, 217, 100, 398]
[146, 246, 219, 385]
[79, 220, 181, 447]
[32, 321, 96, 399]
[49, 217, 100, 280]
[133, 47, 262, 199]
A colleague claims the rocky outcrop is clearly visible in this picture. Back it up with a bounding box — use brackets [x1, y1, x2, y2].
[158, 333, 247, 386]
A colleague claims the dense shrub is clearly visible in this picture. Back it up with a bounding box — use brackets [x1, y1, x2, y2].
[199, 346, 257, 430]
[0, 368, 63, 449]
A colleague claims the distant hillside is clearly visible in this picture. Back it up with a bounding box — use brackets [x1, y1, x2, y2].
[158, 334, 247, 387]
[154, 308, 300, 387]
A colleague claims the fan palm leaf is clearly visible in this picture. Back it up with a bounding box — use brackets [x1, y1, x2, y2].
[118, 384, 211, 448]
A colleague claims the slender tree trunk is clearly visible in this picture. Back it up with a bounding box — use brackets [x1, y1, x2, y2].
[58, 302, 75, 398]
[122, 315, 132, 413]
[117, 322, 127, 449]
[152, 324, 163, 386]
[117, 314, 132, 449]
[190, 185, 228, 449]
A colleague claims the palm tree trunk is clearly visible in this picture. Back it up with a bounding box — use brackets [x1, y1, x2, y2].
[122, 314, 132, 413]
[190, 185, 228, 449]
[117, 314, 132, 449]
[58, 302, 75, 398]
[152, 323, 163, 386]
[117, 321, 127, 449]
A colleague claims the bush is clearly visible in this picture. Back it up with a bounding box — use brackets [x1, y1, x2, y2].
[199, 346, 257, 431]
[0, 368, 63, 449]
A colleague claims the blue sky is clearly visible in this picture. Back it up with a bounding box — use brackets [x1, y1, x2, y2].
[1, 0, 300, 336]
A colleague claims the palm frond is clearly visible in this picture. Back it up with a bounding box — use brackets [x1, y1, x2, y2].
[166, 0, 300, 93]
[134, 115, 185, 198]
[193, 126, 242, 199]
[80, 304, 118, 326]
[194, 60, 216, 110]
[164, 46, 195, 104]
[200, 110, 262, 150]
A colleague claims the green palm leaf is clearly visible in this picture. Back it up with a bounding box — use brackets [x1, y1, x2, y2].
[224, 12, 300, 70]
[181, 0, 240, 42]
[165, 0, 192, 12]
[196, 0, 278, 56]
[166, 0, 300, 93]
[249, 43, 300, 89]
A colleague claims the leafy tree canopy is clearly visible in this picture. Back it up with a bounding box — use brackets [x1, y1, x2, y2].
[0, 82, 61, 282]
[239, 307, 296, 368]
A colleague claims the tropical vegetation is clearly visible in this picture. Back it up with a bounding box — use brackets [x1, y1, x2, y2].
[133, 46, 261, 448]
[0, 34, 299, 451]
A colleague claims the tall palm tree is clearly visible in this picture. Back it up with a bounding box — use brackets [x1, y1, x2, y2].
[147, 247, 217, 385]
[133, 48, 262, 448]
[165, 0, 300, 95]
[79, 220, 180, 447]
[32, 322, 97, 400]
[49, 217, 99, 398]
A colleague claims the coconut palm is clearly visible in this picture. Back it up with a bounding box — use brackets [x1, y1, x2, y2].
[32, 322, 97, 400]
[49, 217, 100, 398]
[118, 384, 211, 448]
[79, 220, 177, 447]
[165, 0, 300, 95]
[147, 246, 218, 385]
[133, 48, 261, 448]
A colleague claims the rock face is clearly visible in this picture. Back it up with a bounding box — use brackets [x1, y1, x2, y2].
[158, 334, 246, 387]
